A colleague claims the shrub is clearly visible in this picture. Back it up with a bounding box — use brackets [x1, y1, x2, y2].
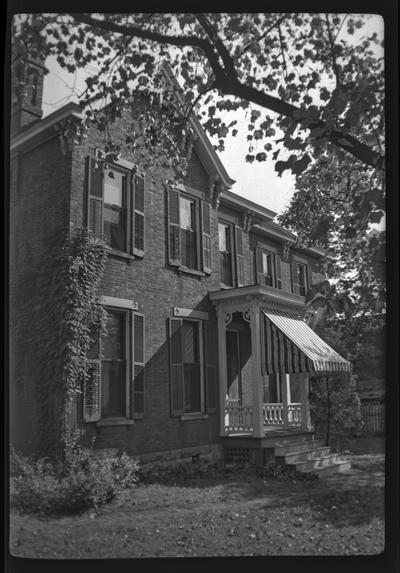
[10, 445, 139, 515]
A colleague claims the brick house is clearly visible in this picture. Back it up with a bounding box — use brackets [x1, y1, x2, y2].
[10, 57, 351, 471]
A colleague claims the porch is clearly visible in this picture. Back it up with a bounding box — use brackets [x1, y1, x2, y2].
[210, 284, 351, 441]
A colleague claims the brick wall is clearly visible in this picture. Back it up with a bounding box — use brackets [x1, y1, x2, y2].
[10, 136, 72, 455]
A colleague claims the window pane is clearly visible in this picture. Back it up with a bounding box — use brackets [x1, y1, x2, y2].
[180, 196, 195, 230]
[181, 228, 197, 268]
[102, 361, 126, 417]
[218, 223, 227, 251]
[184, 364, 201, 412]
[103, 169, 127, 251]
[182, 321, 198, 363]
[103, 311, 125, 360]
[219, 223, 232, 285]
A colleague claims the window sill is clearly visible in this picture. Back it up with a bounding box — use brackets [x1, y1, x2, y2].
[180, 413, 209, 421]
[106, 248, 136, 262]
[177, 266, 206, 277]
[96, 418, 134, 427]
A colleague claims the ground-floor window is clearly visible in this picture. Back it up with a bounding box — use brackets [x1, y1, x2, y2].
[83, 304, 145, 422]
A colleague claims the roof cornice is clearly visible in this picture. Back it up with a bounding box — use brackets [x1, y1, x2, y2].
[10, 102, 83, 152]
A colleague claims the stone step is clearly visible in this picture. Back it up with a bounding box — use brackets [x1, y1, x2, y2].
[280, 446, 332, 464]
[292, 453, 345, 472]
[274, 439, 324, 456]
[301, 459, 352, 478]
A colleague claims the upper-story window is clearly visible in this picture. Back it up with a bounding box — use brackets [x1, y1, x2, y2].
[255, 245, 282, 289]
[86, 157, 145, 257]
[218, 221, 245, 287]
[291, 257, 312, 296]
[167, 188, 212, 274]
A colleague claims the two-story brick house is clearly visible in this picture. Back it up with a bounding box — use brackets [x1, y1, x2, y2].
[10, 57, 351, 472]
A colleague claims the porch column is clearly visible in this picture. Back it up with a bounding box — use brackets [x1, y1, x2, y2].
[281, 374, 291, 429]
[216, 305, 228, 437]
[249, 304, 265, 438]
[300, 375, 312, 430]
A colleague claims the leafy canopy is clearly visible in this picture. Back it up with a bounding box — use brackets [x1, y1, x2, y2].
[12, 12, 384, 176]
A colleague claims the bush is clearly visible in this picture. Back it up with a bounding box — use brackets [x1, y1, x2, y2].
[10, 445, 139, 515]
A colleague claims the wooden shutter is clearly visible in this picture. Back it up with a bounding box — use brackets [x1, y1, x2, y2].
[84, 326, 101, 422]
[235, 226, 245, 286]
[169, 318, 184, 416]
[255, 247, 264, 284]
[275, 254, 282, 289]
[86, 157, 103, 237]
[133, 173, 145, 256]
[307, 265, 313, 292]
[291, 259, 301, 295]
[132, 313, 145, 417]
[168, 189, 181, 265]
[201, 201, 212, 274]
[204, 321, 217, 414]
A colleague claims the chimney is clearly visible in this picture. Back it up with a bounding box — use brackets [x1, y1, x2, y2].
[11, 39, 46, 136]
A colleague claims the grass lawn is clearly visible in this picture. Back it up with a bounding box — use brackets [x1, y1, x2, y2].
[9, 453, 385, 558]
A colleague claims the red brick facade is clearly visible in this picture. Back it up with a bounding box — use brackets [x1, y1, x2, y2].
[10, 97, 325, 459]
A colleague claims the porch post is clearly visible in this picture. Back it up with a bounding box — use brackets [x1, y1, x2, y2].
[216, 305, 228, 437]
[300, 375, 312, 430]
[281, 374, 291, 428]
[250, 303, 265, 438]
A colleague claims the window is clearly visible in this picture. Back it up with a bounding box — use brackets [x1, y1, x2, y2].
[219, 222, 233, 285]
[256, 246, 282, 288]
[169, 317, 217, 416]
[167, 188, 211, 273]
[291, 258, 312, 296]
[83, 306, 145, 422]
[218, 222, 245, 287]
[86, 157, 145, 256]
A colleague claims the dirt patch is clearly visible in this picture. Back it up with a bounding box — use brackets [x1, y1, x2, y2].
[9, 454, 385, 558]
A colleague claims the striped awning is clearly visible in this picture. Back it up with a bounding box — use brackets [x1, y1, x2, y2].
[261, 307, 351, 374]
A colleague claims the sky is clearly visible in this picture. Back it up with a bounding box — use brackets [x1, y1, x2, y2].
[41, 14, 383, 216]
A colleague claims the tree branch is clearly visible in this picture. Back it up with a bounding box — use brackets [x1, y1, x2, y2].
[195, 14, 237, 79]
[69, 13, 385, 170]
[325, 14, 341, 88]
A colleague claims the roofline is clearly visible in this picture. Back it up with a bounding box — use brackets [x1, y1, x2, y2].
[10, 102, 83, 152]
[220, 190, 276, 220]
[160, 62, 235, 189]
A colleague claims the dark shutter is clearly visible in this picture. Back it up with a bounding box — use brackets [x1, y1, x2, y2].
[132, 314, 145, 417]
[84, 326, 101, 422]
[235, 226, 245, 286]
[201, 201, 212, 274]
[204, 321, 217, 414]
[169, 318, 184, 416]
[255, 247, 264, 284]
[275, 254, 282, 289]
[168, 189, 181, 265]
[291, 259, 301, 295]
[307, 265, 313, 292]
[133, 173, 145, 256]
[86, 157, 103, 238]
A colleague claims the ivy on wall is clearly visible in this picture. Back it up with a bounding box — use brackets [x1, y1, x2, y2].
[16, 228, 107, 458]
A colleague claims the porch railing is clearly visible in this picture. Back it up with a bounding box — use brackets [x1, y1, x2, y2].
[225, 402, 303, 434]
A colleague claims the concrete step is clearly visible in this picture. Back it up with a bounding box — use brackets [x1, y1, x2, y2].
[280, 446, 332, 464]
[292, 453, 344, 472]
[274, 439, 324, 456]
[301, 459, 352, 478]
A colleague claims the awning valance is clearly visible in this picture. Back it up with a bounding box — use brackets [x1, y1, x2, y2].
[261, 307, 351, 375]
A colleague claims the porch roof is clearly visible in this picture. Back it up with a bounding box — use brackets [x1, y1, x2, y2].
[262, 307, 351, 374]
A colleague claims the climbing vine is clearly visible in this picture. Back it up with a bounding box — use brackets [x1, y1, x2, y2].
[20, 228, 107, 458]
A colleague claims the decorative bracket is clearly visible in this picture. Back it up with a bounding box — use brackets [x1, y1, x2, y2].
[242, 210, 255, 232]
[282, 241, 291, 260]
[209, 173, 224, 208]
